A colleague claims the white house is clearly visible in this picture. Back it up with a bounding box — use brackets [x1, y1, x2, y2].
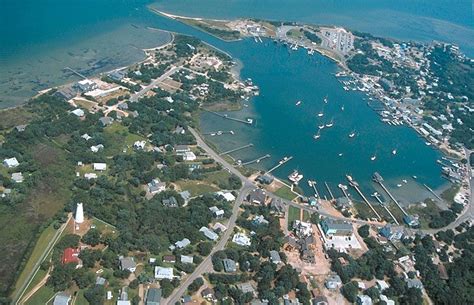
[216, 191, 236, 202]
[11, 172, 24, 183]
[90, 144, 104, 153]
[3, 157, 19, 168]
[154, 266, 174, 280]
[84, 173, 98, 180]
[133, 140, 146, 150]
[71, 109, 85, 117]
[183, 151, 196, 161]
[93, 163, 107, 171]
[232, 232, 251, 246]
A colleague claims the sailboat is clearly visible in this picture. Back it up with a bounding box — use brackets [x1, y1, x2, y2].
[317, 112, 324, 117]
[341, 105, 345, 111]
[349, 131, 356, 138]
[326, 119, 334, 128]
[313, 131, 321, 140]
[296, 100, 302, 106]
[392, 149, 397, 155]
[370, 154, 377, 161]
[323, 95, 328, 104]
[318, 124, 325, 129]
[338, 153, 343, 157]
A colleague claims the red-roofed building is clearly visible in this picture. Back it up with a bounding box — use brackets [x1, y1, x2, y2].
[62, 248, 80, 265]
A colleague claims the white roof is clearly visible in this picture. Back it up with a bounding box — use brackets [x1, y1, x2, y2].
[181, 255, 194, 264]
[3, 157, 19, 168]
[154, 266, 174, 279]
[84, 173, 98, 179]
[116, 301, 131, 305]
[93, 163, 107, 171]
[71, 109, 85, 117]
[216, 191, 236, 202]
[232, 232, 251, 246]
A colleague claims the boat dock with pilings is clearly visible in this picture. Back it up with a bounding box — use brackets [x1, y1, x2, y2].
[240, 154, 271, 166]
[204, 110, 254, 125]
[346, 174, 382, 220]
[373, 172, 408, 217]
[219, 143, 253, 156]
[266, 156, 293, 174]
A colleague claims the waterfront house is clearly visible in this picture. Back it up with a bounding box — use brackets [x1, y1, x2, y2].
[54, 87, 76, 101]
[403, 215, 420, 227]
[108, 70, 126, 81]
[256, 174, 274, 184]
[320, 218, 353, 236]
[75, 79, 98, 92]
[145, 288, 162, 305]
[154, 266, 174, 280]
[335, 197, 351, 209]
[308, 196, 318, 206]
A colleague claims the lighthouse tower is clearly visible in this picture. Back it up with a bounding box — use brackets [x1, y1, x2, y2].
[75, 203, 84, 224]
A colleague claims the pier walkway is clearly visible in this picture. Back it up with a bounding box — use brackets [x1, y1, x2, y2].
[65, 67, 87, 79]
[204, 110, 253, 125]
[347, 176, 382, 220]
[373, 193, 400, 225]
[241, 154, 270, 166]
[219, 143, 253, 156]
[266, 156, 293, 174]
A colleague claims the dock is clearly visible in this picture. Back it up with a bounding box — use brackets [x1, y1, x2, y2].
[372, 193, 400, 225]
[324, 182, 335, 201]
[423, 184, 443, 201]
[241, 154, 271, 166]
[266, 156, 293, 174]
[219, 143, 253, 156]
[203, 130, 235, 136]
[373, 172, 408, 216]
[64, 67, 87, 79]
[204, 110, 253, 125]
[346, 175, 382, 220]
[338, 184, 352, 204]
[308, 181, 320, 199]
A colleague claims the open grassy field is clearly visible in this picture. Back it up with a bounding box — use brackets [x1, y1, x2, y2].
[204, 169, 232, 186]
[175, 180, 219, 196]
[0, 106, 35, 130]
[12, 223, 56, 297]
[24, 285, 55, 305]
[407, 199, 442, 229]
[103, 123, 145, 156]
[0, 141, 74, 296]
[288, 206, 301, 229]
[275, 185, 297, 201]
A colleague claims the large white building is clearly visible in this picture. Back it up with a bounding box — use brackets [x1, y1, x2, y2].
[154, 266, 174, 280]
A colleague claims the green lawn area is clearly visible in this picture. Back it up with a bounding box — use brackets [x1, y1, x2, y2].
[440, 184, 460, 204]
[203, 170, 232, 186]
[407, 199, 442, 229]
[12, 223, 56, 296]
[75, 290, 89, 305]
[275, 185, 297, 201]
[288, 206, 301, 229]
[24, 285, 55, 305]
[302, 210, 311, 222]
[175, 180, 219, 196]
[103, 123, 145, 156]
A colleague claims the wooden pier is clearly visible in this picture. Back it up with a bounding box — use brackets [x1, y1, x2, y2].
[372, 173, 408, 217]
[266, 156, 293, 174]
[347, 175, 382, 220]
[324, 182, 335, 201]
[203, 130, 235, 136]
[423, 184, 443, 201]
[64, 67, 87, 79]
[372, 193, 400, 225]
[219, 143, 253, 156]
[204, 110, 253, 125]
[241, 154, 271, 166]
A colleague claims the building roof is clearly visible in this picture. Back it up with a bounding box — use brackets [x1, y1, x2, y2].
[145, 288, 162, 305]
[154, 266, 174, 279]
[120, 257, 136, 271]
[270, 250, 282, 263]
[236, 282, 256, 294]
[62, 248, 80, 265]
[249, 188, 266, 204]
[222, 258, 237, 272]
[181, 255, 194, 264]
[321, 218, 353, 235]
[3, 157, 19, 168]
[232, 232, 251, 246]
[200, 227, 218, 241]
[53, 292, 71, 305]
[163, 255, 176, 262]
[175, 238, 191, 249]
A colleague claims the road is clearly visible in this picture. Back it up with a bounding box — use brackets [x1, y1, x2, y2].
[12, 214, 72, 305]
[129, 66, 179, 102]
[165, 128, 473, 303]
[163, 185, 253, 305]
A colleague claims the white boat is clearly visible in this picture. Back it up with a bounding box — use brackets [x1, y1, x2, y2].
[296, 100, 302, 106]
[229, 131, 235, 135]
[243, 104, 249, 107]
[425, 142, 431, 146]
[412, 175, 417, 179]
[288, 170, 303, 184]
[341, 105, 345, 111]
[313, 131, 321, 140]
[318, 124, 325, 129]
[402, 179, 408, 184]
[338, 153, 343, 157]
[397, 184, 402, 188]
[326, 119, 334, 128]
[349, 131, 355, 138]
[370, 155, 377, 161]
[323, 96, 328, 104]
[318, 112, 324, 117]
[392, 149, 397, 155]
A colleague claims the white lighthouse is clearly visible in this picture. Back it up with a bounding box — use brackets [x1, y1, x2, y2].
[75, 203, 84, 224]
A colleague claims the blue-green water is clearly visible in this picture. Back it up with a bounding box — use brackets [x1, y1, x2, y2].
[1, 0, 469, 201]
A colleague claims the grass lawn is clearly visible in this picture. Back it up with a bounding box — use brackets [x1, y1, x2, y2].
[204, 170, 232, 186]
[440, 184, 460, 204]
[275, 185, 297, 201]
[12, 223, 56, 296]
[75, 290, 89, 305]
[407, 199, 442, 229]
[288, 206, 301, 229]
[0, 106, 35, 130]
[24, 285, 55, 305]
[175, 180, 219, 196]
[302, 210, 311, 222]
[103, 123, 145, 156]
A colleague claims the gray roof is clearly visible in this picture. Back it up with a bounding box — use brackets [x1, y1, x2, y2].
[99, 116, 114, 126]
[120, 257, 136, 270]
[175, 238, 191, 249]
[249, 188, 266, 204]
[200, 227, 218, 241]
[269, 250, 281, 263]
[223, 258, 237, 272]
[146, 288, 162, 305]
[322, 218, 353, 233]
[406, 278, 423, 289]
[236, 282, 255, 294]
[53, 292, 71, 305]
[96, 276, 106, 285]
